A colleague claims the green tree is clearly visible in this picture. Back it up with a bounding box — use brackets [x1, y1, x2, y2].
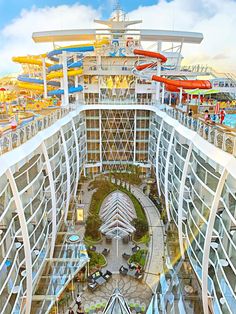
[85, 214, 102, 240]
[132, 218, 149, 239]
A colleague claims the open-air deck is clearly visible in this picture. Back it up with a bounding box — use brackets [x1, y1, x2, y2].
[1, 102, 236, 160]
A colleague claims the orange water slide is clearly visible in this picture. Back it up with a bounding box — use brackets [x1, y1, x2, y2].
[133, 49, 212, 90]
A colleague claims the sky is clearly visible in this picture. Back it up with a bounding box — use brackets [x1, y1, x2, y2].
[0, 0, 236, 75]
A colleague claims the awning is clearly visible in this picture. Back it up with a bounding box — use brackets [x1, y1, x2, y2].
[186, 89, 220, 95]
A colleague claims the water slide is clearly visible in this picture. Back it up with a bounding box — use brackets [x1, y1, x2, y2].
[12, 39, 109, 96]
[133, 49, 212, 91]
[13, 45, 89, 95]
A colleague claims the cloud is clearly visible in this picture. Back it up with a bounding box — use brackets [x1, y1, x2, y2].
[128, 0, 236, 74]
[0, 3, 101, 74]
[0, 0, 236, 76]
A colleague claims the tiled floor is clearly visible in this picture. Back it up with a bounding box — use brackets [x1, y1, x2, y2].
[78, 274, 152, 311]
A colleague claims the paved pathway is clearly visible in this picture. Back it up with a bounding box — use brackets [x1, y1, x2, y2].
[130, 185, 165, 292]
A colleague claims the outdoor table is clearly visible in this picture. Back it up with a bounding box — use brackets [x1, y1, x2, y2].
[92, 271, 102, 279]
[127, 269, 136, 277]
[96, 276, 106, 285]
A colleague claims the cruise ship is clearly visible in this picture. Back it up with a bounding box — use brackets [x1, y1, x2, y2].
[0, 4, 236, 314]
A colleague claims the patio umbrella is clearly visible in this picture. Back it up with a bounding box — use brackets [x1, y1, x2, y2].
[186, 89, 220, 95]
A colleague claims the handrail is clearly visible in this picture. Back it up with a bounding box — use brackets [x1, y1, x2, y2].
[1, 102, 236, 158]
[0, 108, 69, 156]
[163, 105, 236, 157]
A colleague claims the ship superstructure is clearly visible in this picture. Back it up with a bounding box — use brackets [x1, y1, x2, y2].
[0, 5, 236, 314]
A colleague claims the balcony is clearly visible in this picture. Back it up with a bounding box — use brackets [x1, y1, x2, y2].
[164, 105, 236, 157]
[0, 108, 69, 156]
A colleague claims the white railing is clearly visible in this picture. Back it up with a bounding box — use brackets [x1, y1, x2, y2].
[2, 102, 236, 158]
[0, 108, 69, 155]
[164, 105, 236, 157]
[82, 98, 157, 106]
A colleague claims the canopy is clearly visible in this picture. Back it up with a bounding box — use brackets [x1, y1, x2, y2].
[186, 89, 220, 95]
[146, 293, 159, 314]
[100, 191, 136, 239]
[103, 288, 131, 314]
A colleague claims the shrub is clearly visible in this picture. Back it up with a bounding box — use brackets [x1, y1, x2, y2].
[88, 250, 106, 268]
[132, 218, 149, 240]
[129, 249, 148, 268]
[85, 214, 102, 240]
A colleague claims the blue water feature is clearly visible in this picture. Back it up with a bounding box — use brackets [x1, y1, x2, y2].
[68, 234, 80, 242]
[223, 114, 236, 128]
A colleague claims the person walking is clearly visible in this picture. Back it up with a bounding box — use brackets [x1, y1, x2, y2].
[75, 294, 82, 308]
[220, 108, 226, 124]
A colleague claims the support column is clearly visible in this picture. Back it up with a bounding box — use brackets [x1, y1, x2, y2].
[133, 109, 137, 163]
[164, 128, 175, 221]
[155, 41, 162, 104]
[74, 55, 79, 103]
[161, 83, 165, 105]
[6, 169, 33, 314]
[99, 109, 103, 172]
[179, 87, 183, 106]
[169, 92, 172, 106]
[60, 129, 71, 222]
[71, 119, 80, 198]
[177, 142, 193, 258]
[42, 58, 47, 99]
[62, 51, 69, 107]
[155, 120, 164, 197]
[202, 169, 228, 314]
[41, 143, 57, 258]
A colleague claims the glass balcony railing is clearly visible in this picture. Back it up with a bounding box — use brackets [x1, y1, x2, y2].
[164, 105, 236, 157]
[0, 108, 69, 155]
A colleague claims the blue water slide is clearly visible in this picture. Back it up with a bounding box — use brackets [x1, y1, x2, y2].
[18, 75, 60, 87]
[47, 46, 94, 59]
[48, 60, 83, 73]
[48, 85, 83, 96]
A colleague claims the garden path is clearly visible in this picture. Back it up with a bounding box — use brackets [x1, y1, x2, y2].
[130, 185, 165, 292]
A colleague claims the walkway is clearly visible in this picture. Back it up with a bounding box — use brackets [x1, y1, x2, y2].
[130, 185, 165, 292]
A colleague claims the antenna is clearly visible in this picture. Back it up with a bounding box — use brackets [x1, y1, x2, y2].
[112, 0, 125, 21]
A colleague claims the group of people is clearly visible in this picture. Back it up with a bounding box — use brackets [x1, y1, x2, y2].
[204, 109, 226, 124]
[68, 294, 84, 314]
[188, 108, 226, 124]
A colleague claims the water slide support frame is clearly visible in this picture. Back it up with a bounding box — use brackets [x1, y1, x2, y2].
[161, 83, 165, 105]
[74, 55, 79, 102]
[169, 92, 172, 106]
[62, 51, 69, 106]
[155, 41, 162, 103]
[179, 87, 183, 105]
[42, 57, 48, 99]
